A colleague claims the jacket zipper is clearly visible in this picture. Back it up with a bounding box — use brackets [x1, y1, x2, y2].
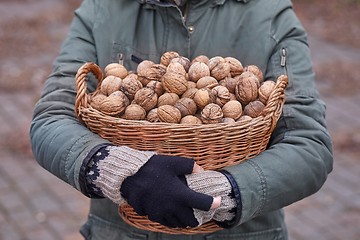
[280, 48, 286, 67]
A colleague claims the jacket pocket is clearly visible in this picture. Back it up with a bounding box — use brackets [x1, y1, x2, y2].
[112, 41, 161, 72]
[205, 228, 284, 240]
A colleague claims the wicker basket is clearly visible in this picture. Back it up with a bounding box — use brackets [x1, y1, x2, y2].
[75, 62, 288, 234]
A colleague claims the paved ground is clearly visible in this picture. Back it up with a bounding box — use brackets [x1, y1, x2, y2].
[0, 1, 360, 240]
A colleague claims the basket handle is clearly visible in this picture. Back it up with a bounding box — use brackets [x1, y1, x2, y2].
[262, 75, 288, 133]
[75, 62, 104, 118]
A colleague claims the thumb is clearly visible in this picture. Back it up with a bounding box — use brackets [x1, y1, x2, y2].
[181, 188, 214, 211]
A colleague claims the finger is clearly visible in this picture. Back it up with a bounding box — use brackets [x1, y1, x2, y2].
[192, 163, 204, 173]
[175, 207, 199, 228]
[210, 196, 221, 209]
[181, 188, 213, 211]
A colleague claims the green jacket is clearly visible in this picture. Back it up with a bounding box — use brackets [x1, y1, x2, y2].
[30, 0, 333, 239]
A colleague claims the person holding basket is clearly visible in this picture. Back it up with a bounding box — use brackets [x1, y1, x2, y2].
[30, 0, 333, 239]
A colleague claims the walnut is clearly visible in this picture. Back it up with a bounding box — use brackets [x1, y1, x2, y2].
[160, 51, 180, 66]
[166, 62, 186, 76]
[222, 76, 239, 94]
[123, 104, 146, 120]
[191, 55, 209, 65]
[146, 80, 165, 97]
[188, 62, 210, 82]
[244, 65, 263, 83]
[157, 105, 182, 123]
[120, 74, 143, 100]
[137, 60, 154, 86]
[174, 97, 197, 117]
[181, 88, 198, 99]
[100, 76, 122, 96]
[237, 115, 252, 122]
[243, 100, 265, 118]
[170, 56, 191, 72]
[224, 57, 244, 77]
[222, 100, 242, 120]
[258, 80, 276, 104]
[180, 115, 202, 125]
[200, 103, 223, 124]
[208, 56, 231, 80]
[222, 117, 236, 124]
[211, 85, 231, 107]
[146, 108, 160, 122]
[193, 88, 213, 109]
[133, 88, 158, 112]
[143, 64, 167, 81]
[90, 94, 107, 110]
[99, 91, 130, 116]
[196, 76, 218, 89]
[161, 71, 188, 95]
[187, 81, 197, 89]
[158, 92, 180, 106]
[234, 72, 259, 105]
[105, 63, 128, 79]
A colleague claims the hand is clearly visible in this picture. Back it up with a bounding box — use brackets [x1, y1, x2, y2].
[120, 155, 218, 228]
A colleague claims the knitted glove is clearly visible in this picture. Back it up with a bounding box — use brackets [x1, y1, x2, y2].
[120, 154, 214, 228]
[85, 145, 156, 205]
[186, 170, 237, 226]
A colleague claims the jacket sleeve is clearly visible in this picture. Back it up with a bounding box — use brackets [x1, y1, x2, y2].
[30, 0, 110, 193]
[224, 2, 333, 225]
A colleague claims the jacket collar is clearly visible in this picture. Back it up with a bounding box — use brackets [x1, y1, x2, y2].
[140, 0, 253, 7]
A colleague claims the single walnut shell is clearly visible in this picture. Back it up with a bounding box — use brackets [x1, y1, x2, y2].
[196, 76, 218, 89]
[191, 55, 209, 65]
[258, 80, 276, 104]
[225, 57, 244, 77]
[188, 62, 210, 82]
[211, 85, 231, 107]
[234, 72, 259, 105]
[200, 103, 223, 124]
[157, 105, 182, 123]
[180, 115, 202, 125]
[146, 80, 165, 97]
[193, 88, 213, 109]
[90, 94, 107, 110]
[166, 62, 186, 76]
[133, 88, 158, 112]
[161, 71, 188, 95]
[143, 64, 167, 81]
[100, 76, 122, 96]
[244, 65, 263, 83]
[99, 91, 130, 116]
[137, 60, 155, 86]
[174, 97, 197, 117]
[170, 56, 191, 72]
[105, 63, 128, 79]
[244, 100, 265, 118]
[222, 117, 236, 124]
[160, 51, 180, 66]
[187, 81, 197, 89]
[158, 92, 180, 106]
[237, 115, 253, 123]
[120, 74, 143, 100]
[123, 104, 146, 120]
[208, 56, 231, 80]
[222, 76, 239, 94]
[222, 100, 242, 120]
[146, 108, 160, 122]
[182, 88, 198, 99]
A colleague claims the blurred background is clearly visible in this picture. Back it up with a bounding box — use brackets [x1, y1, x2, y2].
[0, 0, 359, 239]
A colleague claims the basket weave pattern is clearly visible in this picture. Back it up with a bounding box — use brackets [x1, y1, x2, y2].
[75, 62, 288, 234]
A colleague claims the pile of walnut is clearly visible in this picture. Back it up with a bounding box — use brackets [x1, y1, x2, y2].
[90, 51, 276, 124]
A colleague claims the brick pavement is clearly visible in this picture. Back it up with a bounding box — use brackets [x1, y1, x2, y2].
[1, 39, 360, 240]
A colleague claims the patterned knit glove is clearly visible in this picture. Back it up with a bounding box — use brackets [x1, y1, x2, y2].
[85, 145, 156, 205]
[186, 170, 237, 226]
